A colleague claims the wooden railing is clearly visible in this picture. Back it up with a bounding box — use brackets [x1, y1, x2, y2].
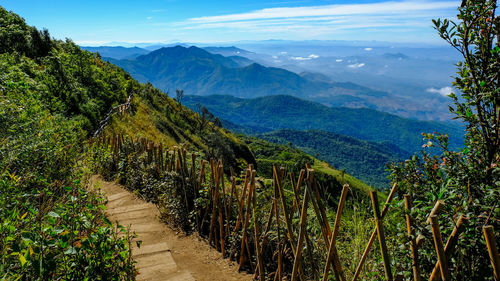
[93, 134, 500, 281]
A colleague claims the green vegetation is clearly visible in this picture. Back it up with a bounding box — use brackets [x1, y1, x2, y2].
[258, 129, 408, 188]
[0, 6, 138, 279]
[106, 83, 256, 171]
[388, 2, 499, 279]
[238, 134, 375, 199]
[183, 94, 464, 154]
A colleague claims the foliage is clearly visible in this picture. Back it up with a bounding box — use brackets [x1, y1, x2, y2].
[183, 94, 464, 154]
[0, 6, 137, 279]
[259, 129, 408, 188]
[389, 2, 499, 280]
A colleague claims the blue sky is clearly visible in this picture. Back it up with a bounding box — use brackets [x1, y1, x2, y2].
[1, 0, 459, 45]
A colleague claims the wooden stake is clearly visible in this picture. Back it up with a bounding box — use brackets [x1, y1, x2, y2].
[234, 169, 251, 233]
[208, 160, 220, 246]
[429, 215, 450, 281]
[219, 164, 229, 253]
[371, 190, 392, 281]
[323, 184, 349, 281]
[483, 225, 500, 281]
[426, 200, 445, 224]
[239, 171, 256, 270]
[252, 174, 265, 281]
[352, 182, 398, 281]
[304, 173, 340, 280]
[291, 185, 309, 281]
[274, 165, 298, 252]
[404, 195, 421, 281]
[275, 197, 283, 281]
[429, 215, 466, 281]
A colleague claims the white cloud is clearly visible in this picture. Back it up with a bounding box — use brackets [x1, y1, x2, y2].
[171, 1, 456, 42]
[364, 47, 373, 51]
[147, 16, 153, 20]
[188, 2, 456, 23]
[348, 63, 365, 68]
[336, 59, 343, 62]
[291, 56, 311, 61]
[427, 86, 453, 96]
[280, 51, 288, 55]
[291, 54, 320, 61]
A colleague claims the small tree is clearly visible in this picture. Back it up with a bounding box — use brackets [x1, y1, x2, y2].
[175, 88, 184, 105]
[389, 1, 499, 280]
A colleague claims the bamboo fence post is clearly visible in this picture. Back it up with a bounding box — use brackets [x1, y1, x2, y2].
[219, 164, 229, 252]
[311, 179, 331, 238]
[483, 225, 499, 280]
[234, 169, 251, 233]
[426, 200, 445, 224]
[229, 169, 249, 261]
[352, 182, 398, 281]
[371, 190, 393, 281]
[275, 197, 283, 281]
[289, 169, 310, 281]
[177, 148, 189, 213]
[218, 164, 227, 256]
[273, 165, 283, 281]
[191, 153, 197, 183]
[429, 215, 450, 281]
[428, 215, 466, 281]
[239, 171, 256, 270]
[208, 160, 219, 246]
[304, 176, 329, 244]
[404, 195, 421, 281]
[228, 170, 236, 237]
[274, 165, 298, 251]
[303, 173, 340, 280]
[416, 235, 424, 249]
[289, 172, 298, 214]
[251, 173, 265, 281]
[322, 184, 349, 281]
[291, 183, 310, 281]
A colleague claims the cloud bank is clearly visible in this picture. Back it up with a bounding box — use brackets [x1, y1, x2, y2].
[174, 1, 457, 41]
[427, 86, 453, 96]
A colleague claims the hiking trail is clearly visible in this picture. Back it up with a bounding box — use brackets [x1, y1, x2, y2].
[90, 176, 253, 281]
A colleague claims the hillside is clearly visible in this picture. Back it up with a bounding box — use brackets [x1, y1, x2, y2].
[183, 94, 464, 154]
[0, 6, 142, 279]
[259, 129, 408, 188]
[236, 134, 374, 196]
[108, 46, 325, 98]
[108, 46, 405, 107]
[81, 46, 149, 59]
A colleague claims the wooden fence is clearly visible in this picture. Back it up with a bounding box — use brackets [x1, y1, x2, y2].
[93, 134, 500, 281]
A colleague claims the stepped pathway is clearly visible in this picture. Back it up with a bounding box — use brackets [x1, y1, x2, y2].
[90, 176, 252, 281]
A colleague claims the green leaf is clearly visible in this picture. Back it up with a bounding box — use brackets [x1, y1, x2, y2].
[18, 254, 27, 266]
[64, 247, 77, 255]
[47, 211, 60, 218]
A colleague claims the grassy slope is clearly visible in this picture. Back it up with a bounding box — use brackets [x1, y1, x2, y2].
[106, 87, 256, 169]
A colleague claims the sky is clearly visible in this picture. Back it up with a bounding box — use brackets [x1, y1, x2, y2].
[1, 0, 460, 45]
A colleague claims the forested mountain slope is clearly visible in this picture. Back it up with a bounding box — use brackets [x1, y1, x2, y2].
[183, 94, 464, 154]
[259, 129, 408, 187]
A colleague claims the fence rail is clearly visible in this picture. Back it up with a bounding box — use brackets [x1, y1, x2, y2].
[93, 133, 500, 281]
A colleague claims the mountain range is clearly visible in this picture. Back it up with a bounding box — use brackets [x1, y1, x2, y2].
[105, 45, 430, 116]
[182, 94, 464, 154]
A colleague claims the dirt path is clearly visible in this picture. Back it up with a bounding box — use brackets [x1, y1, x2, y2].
[90, 176, 253, 281]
